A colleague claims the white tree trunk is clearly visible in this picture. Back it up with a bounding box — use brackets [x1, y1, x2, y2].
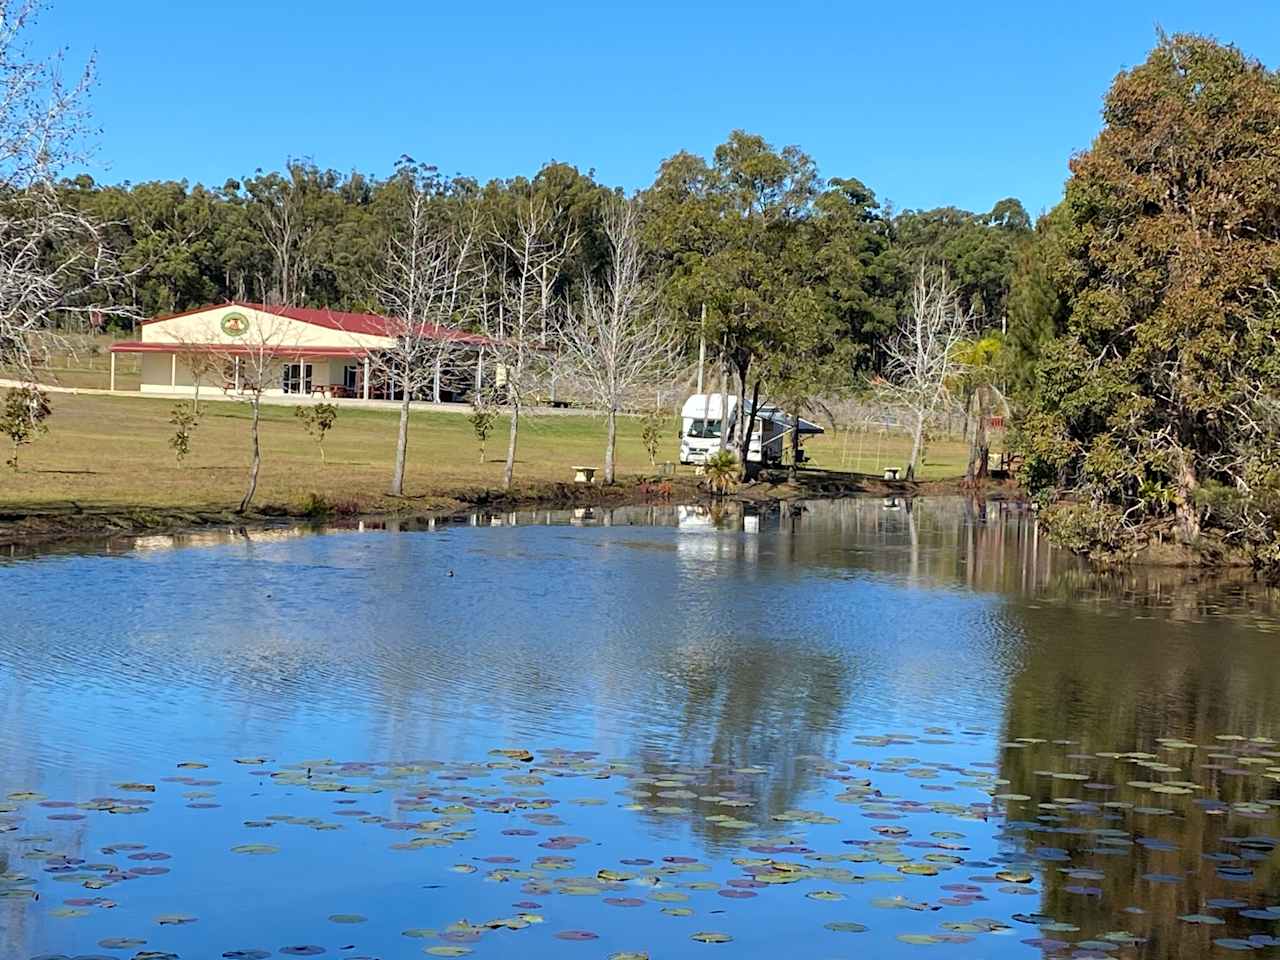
[238, 398, 262, 513]
[503, 401, 520, 491]
[907, 411, 925, 481]
[390, 393, 411, 496]
[604, 406, 617, 484]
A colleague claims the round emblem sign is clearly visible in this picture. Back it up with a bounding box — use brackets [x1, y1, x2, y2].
[220, 311, 249, 337]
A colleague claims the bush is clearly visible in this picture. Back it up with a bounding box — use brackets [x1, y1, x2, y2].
[295, 403, 339, 463]
[641, 411, 664, 466]
[1040, 500, 1129, 555]
[2, 386, 52, 470]
[704, 449, 739, 496]
[299, 492, 333, 518]
[168, 403, 198, 464]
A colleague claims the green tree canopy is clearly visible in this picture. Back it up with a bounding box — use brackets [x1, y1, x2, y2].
[1019, 32, 1280, 553]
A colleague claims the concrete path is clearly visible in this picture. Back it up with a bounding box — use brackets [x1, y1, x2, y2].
[0, 378, 598, 418]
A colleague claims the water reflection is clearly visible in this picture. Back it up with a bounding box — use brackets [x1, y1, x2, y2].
[3, 496, 1280, 958]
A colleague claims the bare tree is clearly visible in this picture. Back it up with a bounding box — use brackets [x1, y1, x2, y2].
[878, 264, 971, 480]
[370, 185, 479, 497]
[201, 310, 305, 513]
[174, 346, 220, 414]
[557, 198, 678, 484]
[483, 199, 575, 491]
[0, 0, 135, 380]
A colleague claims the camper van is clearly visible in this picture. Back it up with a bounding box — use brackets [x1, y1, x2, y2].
[678, 394, 823, 465]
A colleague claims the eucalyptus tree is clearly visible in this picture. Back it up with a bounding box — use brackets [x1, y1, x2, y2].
[642, 131, 820, 477]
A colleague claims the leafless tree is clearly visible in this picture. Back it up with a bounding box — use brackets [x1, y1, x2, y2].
[878, 264, 971, 480]
[0, 0, 135, 380]
[199, 310, 305, 513]
[557, 198, 678, 484]
[173, 346, 220, 414]
[482, 199, 575, 490]
[370, 187, 479, 497]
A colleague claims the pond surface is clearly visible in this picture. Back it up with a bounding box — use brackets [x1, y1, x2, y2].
[3, 497, 1280, 960]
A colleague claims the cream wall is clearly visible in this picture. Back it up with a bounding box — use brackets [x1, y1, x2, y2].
[133, 305, 381, 395]
[141, 305, 393, 352]
[137, 354, 361, 396]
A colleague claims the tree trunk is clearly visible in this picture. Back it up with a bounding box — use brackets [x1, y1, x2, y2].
[788, 405, 801, 482]
[604, 406, 617, 484]
[733, 360, 750, 466]
[389, 393, 411, 496]
[1174, 450, 1201, 543]
[965, 388, 988, 485]
[238, 397, 262, 514]
[906, 411, 925, 482]
[740, 376, 762, 481]
[718, 364, 730, 453]
[503, 401, 520, 491]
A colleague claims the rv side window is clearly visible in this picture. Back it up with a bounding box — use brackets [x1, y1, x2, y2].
[687, 418, 722, 438]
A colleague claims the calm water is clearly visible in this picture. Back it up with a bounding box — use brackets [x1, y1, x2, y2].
[3, 497, 1280, 960]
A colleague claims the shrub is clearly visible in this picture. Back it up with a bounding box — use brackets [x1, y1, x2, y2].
[168, 403, 198, 464]
[704, 449, 739, 496]
[2, 386, 52, 470]
[641, 411, 664, 466]
[295, 403, 339, 463]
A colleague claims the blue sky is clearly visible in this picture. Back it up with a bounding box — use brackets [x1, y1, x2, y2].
[45, 0, 1280, 217]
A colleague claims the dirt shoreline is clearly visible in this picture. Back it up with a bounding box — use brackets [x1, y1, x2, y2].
[0, 470, 1022, 551]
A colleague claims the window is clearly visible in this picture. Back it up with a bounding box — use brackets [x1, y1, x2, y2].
[282, 362, 313, 395]
[686, 418, 722, 439]
[343, 364, 359, 393]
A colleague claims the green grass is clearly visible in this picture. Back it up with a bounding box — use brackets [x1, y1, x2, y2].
[0, 392, 975, 514]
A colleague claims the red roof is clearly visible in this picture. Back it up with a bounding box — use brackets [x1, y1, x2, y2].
[139, 301, 494, 346]
[110, 342, 371, 357]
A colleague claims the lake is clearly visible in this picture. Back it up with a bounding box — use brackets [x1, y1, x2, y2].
[3, 496, 1280, 960]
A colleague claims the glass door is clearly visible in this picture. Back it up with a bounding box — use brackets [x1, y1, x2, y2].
[282, 362, 313, 394]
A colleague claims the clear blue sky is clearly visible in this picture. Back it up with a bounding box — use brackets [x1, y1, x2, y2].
[44, 0, 1280, 217]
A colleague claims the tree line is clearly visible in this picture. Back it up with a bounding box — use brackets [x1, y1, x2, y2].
[58, 147, 1032, 366]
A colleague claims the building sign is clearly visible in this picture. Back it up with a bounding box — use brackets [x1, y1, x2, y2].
[221, 312, 250, 337]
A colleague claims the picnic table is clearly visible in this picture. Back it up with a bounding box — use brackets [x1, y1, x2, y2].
[573, 466, 597, 484]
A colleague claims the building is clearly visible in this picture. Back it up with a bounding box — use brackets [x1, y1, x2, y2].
[108, 302, 493, 401]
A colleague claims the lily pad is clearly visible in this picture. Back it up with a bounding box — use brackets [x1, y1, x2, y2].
[691, 932, 733, 944]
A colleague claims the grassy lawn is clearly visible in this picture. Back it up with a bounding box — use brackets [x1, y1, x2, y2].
[0, 392, 974, 513]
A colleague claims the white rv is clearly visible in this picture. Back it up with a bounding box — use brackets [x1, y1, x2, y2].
[678, 394, 823, 466]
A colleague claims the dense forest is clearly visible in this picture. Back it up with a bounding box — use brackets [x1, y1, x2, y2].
[60, 149, 1033, 367]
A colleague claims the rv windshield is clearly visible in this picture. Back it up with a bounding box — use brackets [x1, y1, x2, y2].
[686, 418, 722, 439]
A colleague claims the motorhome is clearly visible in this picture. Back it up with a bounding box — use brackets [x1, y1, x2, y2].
[678, 394, 823, 465]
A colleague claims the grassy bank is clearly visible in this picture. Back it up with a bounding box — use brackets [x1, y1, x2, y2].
[0, 392, 975, 521]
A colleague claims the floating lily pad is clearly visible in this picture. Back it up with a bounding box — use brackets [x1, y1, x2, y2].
[691, 932, 733, 944]
[231, 844, 279, 855]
